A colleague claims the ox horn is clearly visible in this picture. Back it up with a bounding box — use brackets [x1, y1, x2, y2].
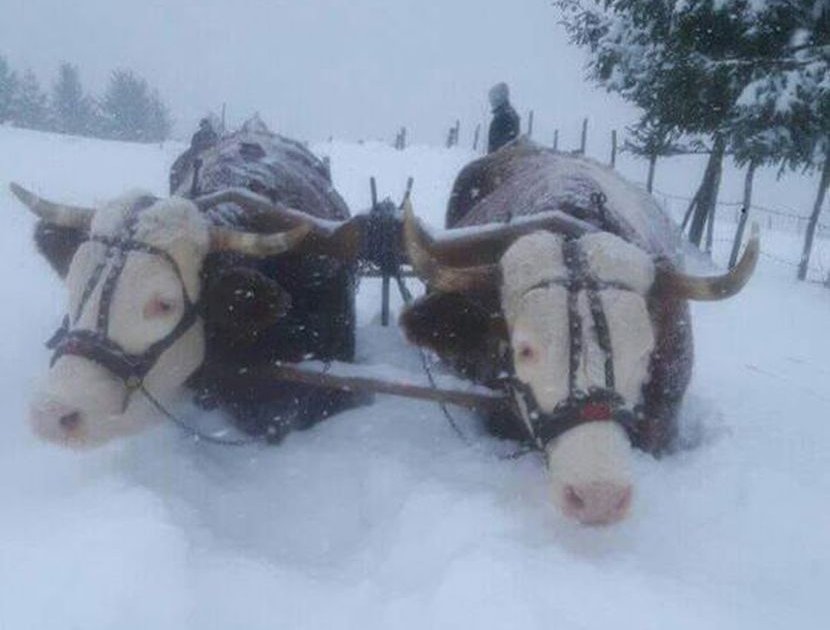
[657, 224, 760, 301]
[403, 200, 499, 293]
[209, 223, 312, 257]
[403, 200, 597, 293]
[9, 182, 94, 229]
[195, 187, 362, 260]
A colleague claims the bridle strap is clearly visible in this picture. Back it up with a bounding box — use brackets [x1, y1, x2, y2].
[48, 196, 202, 405]
[509, 236, 642, 449]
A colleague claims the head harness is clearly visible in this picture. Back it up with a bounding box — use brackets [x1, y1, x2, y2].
[47, 196, 202, 410]
[507, 235, 644, 450]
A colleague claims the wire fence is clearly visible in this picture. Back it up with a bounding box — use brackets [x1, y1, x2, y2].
[660, 194, 830, 281]
[652, 188, 830, 236]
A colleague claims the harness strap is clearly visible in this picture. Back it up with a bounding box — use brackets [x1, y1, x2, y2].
[509, 235, 642, 449]
[48, 195, 202, 403]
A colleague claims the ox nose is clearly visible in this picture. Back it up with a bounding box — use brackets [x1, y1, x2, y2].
[30, 401, 84, 438]
[59, 411, 82, 431]
[562, 482, 633, 525]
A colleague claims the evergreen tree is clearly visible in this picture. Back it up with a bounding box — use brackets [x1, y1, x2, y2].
[0, 55, 18, 123]
[101, 69, 170, 142]
[51, 63, 95, 135]
[146, 90, 172, 142]
[12, 69, 48, 130]
[623, 118, 684, 193]
[556, 0, 828, 249]
[729, 2, 830, 278]
[101, 69, 151, 141]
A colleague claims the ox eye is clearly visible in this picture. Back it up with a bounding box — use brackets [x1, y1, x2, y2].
[516, 343, 537, 363]
[143, 296, 177, 319]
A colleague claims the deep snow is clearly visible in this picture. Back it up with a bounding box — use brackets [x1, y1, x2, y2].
[0, 127, 827, 629]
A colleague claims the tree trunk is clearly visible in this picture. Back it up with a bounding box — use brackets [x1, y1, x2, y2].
[705, 194, 717, 253]
[688, 135, 726, 247]
[647, 153, 657, 193]
[729, 159, 757, 268]
[798, 153, 830, 281]
[680, 189, 700, 232]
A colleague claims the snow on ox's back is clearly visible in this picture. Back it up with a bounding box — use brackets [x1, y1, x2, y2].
[0, 126, 826, 629]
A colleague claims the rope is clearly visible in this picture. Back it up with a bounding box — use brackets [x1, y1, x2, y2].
[140, 384, 262, 447]
[394, 271, 534, 460]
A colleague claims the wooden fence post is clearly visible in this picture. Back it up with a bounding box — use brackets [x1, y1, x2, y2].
[527, 110, 534, 138]
[580, 118, 588, 154]
[646, 154, 657, 193]
[554, 129, 559, 151]
[473, 124, 481, 151]
[610, 130, 617, 168]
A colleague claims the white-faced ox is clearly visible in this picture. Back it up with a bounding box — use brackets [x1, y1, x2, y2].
[13, 126, 362, 448]
[401, 140, 758, 526]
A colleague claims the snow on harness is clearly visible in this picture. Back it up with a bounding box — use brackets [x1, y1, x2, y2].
[46, 196, 202, 411]
[506, 235, 647, 450]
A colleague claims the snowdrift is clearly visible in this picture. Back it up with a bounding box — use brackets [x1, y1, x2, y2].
[0, 127, 827, 629]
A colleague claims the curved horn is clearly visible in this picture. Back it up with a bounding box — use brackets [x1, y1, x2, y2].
[403, 200, 499, 293]
[404, 201, 597, 268]
[657, 224, 760, 301]
[402, 200, 598, 293]
[195, 188, 340, 233]
[196, 187, 362, 260]
[9, 182, 94, 229]
[209, 223, 312, 257]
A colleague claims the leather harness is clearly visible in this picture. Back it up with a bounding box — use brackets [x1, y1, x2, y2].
[507, 237, 643, 450]
[47, 196, 202, 411]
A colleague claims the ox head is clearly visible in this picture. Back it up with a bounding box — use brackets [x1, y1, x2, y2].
[12, 184, 359, 448]
[401, 202, 759, 525]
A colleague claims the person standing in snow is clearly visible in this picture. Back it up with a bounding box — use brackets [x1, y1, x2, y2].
[487, 82, 520, 153]
[169, 118, 220, 193]
[190, 118, 219, 154]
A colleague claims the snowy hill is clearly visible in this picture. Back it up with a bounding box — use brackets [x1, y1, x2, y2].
[0, 127, 827, 629]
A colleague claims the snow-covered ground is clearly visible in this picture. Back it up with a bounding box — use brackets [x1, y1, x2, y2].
[0, 126, 827, 629]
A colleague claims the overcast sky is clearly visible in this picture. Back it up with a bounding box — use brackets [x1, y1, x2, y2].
[1, 0, 638, 145]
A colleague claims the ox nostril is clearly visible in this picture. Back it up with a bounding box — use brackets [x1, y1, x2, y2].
[562, 482, 633, 526]
[59, 411, 82, 432]
[564, 485, 585, 511]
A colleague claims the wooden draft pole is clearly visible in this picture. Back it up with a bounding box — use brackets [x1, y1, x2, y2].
[236, 362, 507, 412]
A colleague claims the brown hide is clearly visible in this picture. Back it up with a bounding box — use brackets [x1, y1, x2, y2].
[31, 121, 359, 441]
[405, 140, 694, 454]
[180, 123, 358, 439]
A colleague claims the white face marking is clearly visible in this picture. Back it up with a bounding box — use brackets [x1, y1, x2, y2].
[499, 231, 656, 524]
[30, 195, 210, 448]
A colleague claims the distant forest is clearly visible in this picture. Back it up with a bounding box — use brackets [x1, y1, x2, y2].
[0, 56, 171, 142]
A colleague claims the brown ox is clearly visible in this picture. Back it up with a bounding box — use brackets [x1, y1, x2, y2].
[401, 140, 758, 525]
[14, 120, 363, 448]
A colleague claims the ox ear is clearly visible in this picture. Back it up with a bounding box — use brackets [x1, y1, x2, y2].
[400, 292, 507, 359]
[34, 221, 87, 279]
[203, 266, 292, 333]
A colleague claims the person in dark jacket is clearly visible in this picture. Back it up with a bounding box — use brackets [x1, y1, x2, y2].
[190, 118, 219, 153]
[487, 82, 520, 153]
[170, 118, 220, 193]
